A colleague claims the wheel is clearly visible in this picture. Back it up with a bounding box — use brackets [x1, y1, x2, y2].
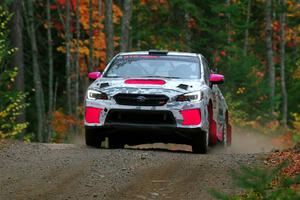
[85, 128, 103, 148]
[192, 131, 208, 154]
[108, 136, 124, 149]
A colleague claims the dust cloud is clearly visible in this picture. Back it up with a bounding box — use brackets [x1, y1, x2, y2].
[216, 127, 283, 154]
[70, 133, 85, 145]
[132, 127, 283, 154]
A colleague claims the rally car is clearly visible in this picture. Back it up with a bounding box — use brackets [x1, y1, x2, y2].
[84, 50, 232, 153]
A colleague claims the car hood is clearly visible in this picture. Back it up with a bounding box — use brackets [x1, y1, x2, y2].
[88, 78, 205, 98]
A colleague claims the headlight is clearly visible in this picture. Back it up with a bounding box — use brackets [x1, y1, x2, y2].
[176, 91, 203, 102]
[87, 90, 108, 100]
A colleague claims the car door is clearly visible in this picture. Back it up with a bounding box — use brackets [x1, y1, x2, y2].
[203, 58, 224, 142]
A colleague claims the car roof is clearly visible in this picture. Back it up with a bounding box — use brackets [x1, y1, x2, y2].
[119, 51, 201, 57]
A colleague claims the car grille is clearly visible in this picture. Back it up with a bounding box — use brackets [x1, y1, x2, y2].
[105, 110, 176, 125]
[114, 93, 169, 106]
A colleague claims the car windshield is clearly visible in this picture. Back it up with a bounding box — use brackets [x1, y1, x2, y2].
[103, 55, 201, 79]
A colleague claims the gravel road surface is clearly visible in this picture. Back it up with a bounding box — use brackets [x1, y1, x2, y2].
[0, 135, 266, 200]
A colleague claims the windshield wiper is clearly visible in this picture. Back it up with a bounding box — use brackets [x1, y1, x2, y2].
[142, 75, 181, 79]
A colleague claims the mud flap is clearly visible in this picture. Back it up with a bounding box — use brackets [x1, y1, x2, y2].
[225, 111, 232, 146]
[209, 119, 217, 145]
[208, 104, 217, 146]
[227, 124, 232, 146]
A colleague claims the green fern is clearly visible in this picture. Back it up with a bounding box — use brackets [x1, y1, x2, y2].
[210, 161, 300, 200]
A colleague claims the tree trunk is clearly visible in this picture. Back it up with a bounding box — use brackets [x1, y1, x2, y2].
[75, 0, 80, 135]
[65, 0, 72, 116]
[10, 0, 25, 136]
[88, 0, 94, 72]
[98, 0, 102, 16]
[184, 12, 192, 52]
[279, 0, 287, 127]
[53, 78, 58, 112]
[120, 0, 132, 52]
[265, 0, 275, 113]
[244, 0, 251, 55]
[226, 0, 231, 44]
[105, 0, 114, 61]
[46, 0, 54, 142]
[26, 0, 46, 142]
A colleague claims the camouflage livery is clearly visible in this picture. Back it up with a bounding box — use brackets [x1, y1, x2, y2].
[84, 51, 231, 153]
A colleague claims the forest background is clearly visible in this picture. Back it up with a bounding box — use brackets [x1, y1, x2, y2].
[0, 0, 300, 145]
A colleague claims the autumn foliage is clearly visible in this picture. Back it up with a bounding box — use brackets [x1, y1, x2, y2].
[51, 110, 77, 142]
[54, 0, 122, 74]
[267, 146, 300, 178]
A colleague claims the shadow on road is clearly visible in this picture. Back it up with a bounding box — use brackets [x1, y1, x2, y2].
[72, 126, 282, 154]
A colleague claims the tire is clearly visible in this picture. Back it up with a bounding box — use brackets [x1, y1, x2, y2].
[108, 136, 124, 149]
[85, 128, 103, 148]
[192, 131, 208, 154]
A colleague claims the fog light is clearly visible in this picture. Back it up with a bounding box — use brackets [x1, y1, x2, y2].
[180, 109, 201, 125]
[85, 107, 103, 123]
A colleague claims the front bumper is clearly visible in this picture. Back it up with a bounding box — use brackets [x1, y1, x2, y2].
[84, 98, 209, 131]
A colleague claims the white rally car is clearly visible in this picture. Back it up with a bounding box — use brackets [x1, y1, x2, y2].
[84, 50, 232, 153]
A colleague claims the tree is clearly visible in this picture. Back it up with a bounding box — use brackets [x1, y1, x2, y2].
[279, 0, 288, 127]
[65, 0, 72, 116]
[46, 0, 54, 142]
[184, 12, 192, 52]
[105, 0, 114, 61]
[226, 0, 231, 44]
[243, 0, 251, 55]
[120, 0, 132, 52]
[26, 0, 46, 142]
[265, 0, 275, 113]
[0, 5, 28, 139]
[98, 0, 102, 16]
[74, 0, 80, 135]
[10, 0, 25, 133]
[88, 0, 94, 71]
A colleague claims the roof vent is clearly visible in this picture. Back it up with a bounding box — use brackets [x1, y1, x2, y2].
[99, 82, 110, 88]
[148, 50, 168, 55]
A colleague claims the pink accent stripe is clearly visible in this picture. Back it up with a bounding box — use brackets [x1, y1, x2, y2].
[124, 79, 166, 85]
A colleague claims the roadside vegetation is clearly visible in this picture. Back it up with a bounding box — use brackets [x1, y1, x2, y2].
[210, 144, 300, 200]
[0, 7, 28, 140]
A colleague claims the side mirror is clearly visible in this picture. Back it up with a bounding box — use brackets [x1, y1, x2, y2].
[209, 73, 224, 84]
[88, 72, 102, 80]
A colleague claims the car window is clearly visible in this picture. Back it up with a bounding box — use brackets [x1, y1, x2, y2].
[104, 55, 201, 79]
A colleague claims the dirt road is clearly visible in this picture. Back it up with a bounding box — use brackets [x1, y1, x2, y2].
[0, 132, 268, 200]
